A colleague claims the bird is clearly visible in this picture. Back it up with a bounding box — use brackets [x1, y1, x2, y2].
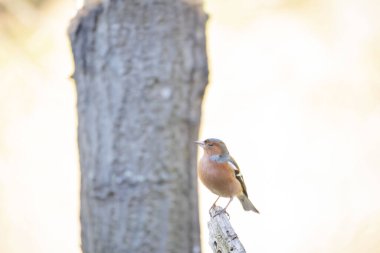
[195, 138, 259, 215]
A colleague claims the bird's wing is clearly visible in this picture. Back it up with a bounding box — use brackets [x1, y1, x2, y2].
[227, 159, 239, 171]
[228, 156, 249, 197]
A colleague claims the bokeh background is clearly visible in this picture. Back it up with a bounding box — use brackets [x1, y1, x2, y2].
[1, 0, 380, 252]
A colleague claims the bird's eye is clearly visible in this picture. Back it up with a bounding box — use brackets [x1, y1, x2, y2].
[208, 143, 214, 147]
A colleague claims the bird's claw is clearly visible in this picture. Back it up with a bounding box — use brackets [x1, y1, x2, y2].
[209, 207, 230, 219]
[208, 204, 216, 217]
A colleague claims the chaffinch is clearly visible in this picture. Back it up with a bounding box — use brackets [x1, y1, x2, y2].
[196, 138, 259, 215]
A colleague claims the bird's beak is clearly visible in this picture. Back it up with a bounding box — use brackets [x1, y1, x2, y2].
[194, 140, 205, 148]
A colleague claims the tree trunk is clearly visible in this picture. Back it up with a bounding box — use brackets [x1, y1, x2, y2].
[69, 0, 208, 252]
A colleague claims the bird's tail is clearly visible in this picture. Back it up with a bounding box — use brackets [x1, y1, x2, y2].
[238, 194, 259, 213]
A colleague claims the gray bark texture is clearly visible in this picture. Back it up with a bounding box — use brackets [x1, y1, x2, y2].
[68, 0, 208, 252]
[208, 207, 246, 253]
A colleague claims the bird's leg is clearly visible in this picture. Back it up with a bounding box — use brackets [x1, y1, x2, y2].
[221, 197, 233, 213]
[209, 196, 220, 216]
[212, 196, 221, 207]
[212, 197, 233, 218]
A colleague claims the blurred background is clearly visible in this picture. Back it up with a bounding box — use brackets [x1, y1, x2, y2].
[1, 0, 380, 252]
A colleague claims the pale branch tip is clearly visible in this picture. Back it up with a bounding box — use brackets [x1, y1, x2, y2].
[207, 206, 246, 253]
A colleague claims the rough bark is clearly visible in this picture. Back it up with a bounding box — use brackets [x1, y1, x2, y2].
[69, 0, 208, 252]
[208, 207, 246, 253]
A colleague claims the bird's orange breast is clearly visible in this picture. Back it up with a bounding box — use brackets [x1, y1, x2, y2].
[198, 156, 242, 197]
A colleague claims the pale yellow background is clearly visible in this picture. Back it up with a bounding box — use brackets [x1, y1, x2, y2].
[1, 0, 380, 252]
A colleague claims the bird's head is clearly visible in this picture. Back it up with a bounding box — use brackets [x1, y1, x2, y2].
[195, 138, 229, 155]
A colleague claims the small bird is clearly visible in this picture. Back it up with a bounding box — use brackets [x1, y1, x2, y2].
[195, 138, 259, 215]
